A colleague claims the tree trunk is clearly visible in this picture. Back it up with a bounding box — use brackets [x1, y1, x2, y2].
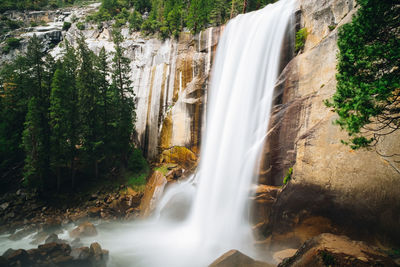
[230, 0, 235, 18]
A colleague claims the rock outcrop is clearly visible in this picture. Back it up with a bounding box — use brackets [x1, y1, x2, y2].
[69, 222, 97, 239]
[209, 250, 274, 267]
[140, 171, 168, 217]
[260, 0, 400, 247]
[60, 19, 222, 160]
[278, 233, 396, 267]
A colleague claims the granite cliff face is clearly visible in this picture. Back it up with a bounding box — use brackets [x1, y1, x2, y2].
[261, 0, 400, 248]
[59, 16, 222, 161]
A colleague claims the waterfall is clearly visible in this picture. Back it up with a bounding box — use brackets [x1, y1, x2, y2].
[97, 0, 295, 266]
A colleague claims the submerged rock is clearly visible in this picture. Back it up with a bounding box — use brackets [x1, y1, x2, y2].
[209, 250, 274, 267]
[278, 233, 396, 267]
[69, 222, 98, 238]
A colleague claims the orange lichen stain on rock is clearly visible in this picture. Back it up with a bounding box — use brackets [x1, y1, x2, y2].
[159, 146, 198, 170]
[145, 66, 157, 128]
[158, 63, 168, 129]
[159, 113, 173, 150]
[190, 81, 204, 155]
[172, 56, 193, 103]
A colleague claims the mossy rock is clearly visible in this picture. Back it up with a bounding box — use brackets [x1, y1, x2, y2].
[159, 146, 197, 170]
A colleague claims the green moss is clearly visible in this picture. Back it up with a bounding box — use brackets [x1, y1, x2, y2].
[283, 167, 293, 185]
[154, 165, 169, 175]
[126, 172, 147, 192]
[295, 28, 308, 53]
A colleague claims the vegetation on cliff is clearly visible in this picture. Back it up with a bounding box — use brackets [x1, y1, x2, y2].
[325, 0, 400, 149]
[90, 0, 278, 37]
[0, 0, 78, 12]
[0, 32, 146, 194]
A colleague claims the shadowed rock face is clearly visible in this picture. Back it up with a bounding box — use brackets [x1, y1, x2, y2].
[278, 233, 397, 267]
[267, 183, 400, 249]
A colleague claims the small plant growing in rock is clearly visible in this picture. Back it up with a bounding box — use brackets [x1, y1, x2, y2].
[283, 167, 293, 185]
[76, 22, 85, 30]
[320, 251, 335, 266]
[62, 21, 72, 31]
[2, 37, 21, 54]
[295, 27, 308, 53]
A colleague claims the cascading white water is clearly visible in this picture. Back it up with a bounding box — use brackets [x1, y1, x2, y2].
[0, 0, 295, 264]
[93, 1, 296, 266]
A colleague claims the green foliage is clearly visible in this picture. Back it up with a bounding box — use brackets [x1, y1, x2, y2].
[283, 167, 293, 185]
[328, 24, 336, 31]
[141, 18, 160, 35]
[295, 28, 308, 53]
[76, 21, 85, 30]
[62, 21, 72, 31]
[125, 148, 149, 191]
[0, 33, 140, 193]
[126, 172, 147, 192]
[154, 165, 169, 175]
[320, 251, 335, 266]
[0, 0, 76, 12]
[325, 0, 400, 149]
[87, 0, 277, 39]
[128, 10, 143, 31]
[2, 37, 21, 54]
[0, 18, 22, 35]
[128, 148, 148, 173]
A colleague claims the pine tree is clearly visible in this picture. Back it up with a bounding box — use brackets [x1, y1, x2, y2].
[94, 47, 111, 166]
[22, 35, 53, 190]
[111, 30, 135, 164]
[76, 35, 102, 179]
[0, 57, 30, 184]
[62, 41, 80, 188]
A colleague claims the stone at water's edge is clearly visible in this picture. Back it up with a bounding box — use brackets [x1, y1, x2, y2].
[278, 233, 396, 267]
[140, 171, 168, 217]
[208, 250, 274, 267]
[69, 222, 98, 239]
[2, 241, 108, 267]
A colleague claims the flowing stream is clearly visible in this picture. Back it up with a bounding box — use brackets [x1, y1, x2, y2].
[97, 1, 296, 266]
[0, 0, 295, 265]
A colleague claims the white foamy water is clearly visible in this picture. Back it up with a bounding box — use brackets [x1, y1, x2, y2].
[96, 1, 295, 266]
[0, 0, 295, 265]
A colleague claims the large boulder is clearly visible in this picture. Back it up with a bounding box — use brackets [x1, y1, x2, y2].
[140, 171, 168, 217]
[69, 222, 98, 239]
[278, 233, 396, 267]
[209, 250, 274, 267]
